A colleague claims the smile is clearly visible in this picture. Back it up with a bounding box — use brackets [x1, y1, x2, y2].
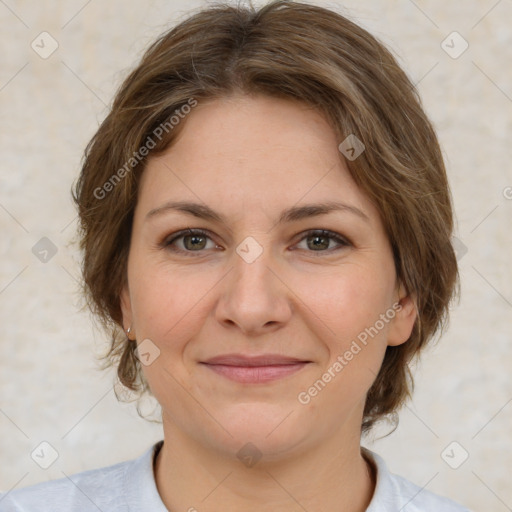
[200, 361, 310, 384]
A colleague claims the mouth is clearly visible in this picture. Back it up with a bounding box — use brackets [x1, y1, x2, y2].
[200, 353, 312, 384]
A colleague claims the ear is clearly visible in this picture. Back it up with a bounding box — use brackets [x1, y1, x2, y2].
[120, 283, 134, 335]
[387, 284, 417, 347]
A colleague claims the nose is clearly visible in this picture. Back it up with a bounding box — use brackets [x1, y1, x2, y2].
[214, 242, 293, 336]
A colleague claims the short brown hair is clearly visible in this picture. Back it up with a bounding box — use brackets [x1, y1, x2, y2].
[73, 0, 459, 432]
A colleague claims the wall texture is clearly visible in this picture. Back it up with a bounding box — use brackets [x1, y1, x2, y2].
[1, 1, 511, 510]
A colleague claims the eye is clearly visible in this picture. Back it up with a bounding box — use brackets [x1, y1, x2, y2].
[294, 229, 351, 253]
[163, 228, 219, 255]
[162, 228, 351, 257]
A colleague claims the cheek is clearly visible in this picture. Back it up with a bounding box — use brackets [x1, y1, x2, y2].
[297, 265, 394, 392]
[292, 271, 393, 416]
[298, 263, 394, 340]
[128, 256, 219, 352]
[129, 267, 213, 395]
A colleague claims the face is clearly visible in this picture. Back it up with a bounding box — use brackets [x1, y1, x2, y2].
[121, 94, 416, 460]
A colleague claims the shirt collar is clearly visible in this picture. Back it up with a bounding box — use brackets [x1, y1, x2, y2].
[123, 440, 167, 511]
[125, 442, 412, 511]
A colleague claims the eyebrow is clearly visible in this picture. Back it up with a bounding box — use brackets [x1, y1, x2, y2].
[145, 200, 370, 225]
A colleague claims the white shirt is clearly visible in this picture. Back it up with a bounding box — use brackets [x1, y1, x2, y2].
[0, 441, 471, 511]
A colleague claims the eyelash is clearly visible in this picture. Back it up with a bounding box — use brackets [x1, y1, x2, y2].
[161, 228, 351, 257]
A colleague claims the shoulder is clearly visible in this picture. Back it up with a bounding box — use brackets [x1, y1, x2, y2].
[0, 460, 129, 512]
[0, 442, 164, 512]
[364, 448, 472, 512]
[386, 472, 472, 511]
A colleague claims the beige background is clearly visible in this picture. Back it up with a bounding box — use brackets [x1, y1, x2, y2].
[1, 1, 511, 510]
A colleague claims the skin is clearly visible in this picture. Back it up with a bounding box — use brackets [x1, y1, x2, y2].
[120, 93, 417, 512]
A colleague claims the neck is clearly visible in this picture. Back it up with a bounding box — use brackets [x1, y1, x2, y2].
[154, 420, 376, 512]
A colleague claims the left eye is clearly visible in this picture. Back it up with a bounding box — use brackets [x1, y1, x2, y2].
[294, 229, 351, 252]
[162, 228, 350, 255]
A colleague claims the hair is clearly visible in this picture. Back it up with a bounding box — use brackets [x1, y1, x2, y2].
[73, 0, 459, 433]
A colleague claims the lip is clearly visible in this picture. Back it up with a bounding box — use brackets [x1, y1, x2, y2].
[200, 353, 311, 384]
[202, 353, 310, 366]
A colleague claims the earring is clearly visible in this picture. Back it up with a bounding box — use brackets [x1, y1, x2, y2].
[126, 326, 132, 336]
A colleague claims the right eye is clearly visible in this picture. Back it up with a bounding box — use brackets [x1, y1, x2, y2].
[162, 228, 220, 256]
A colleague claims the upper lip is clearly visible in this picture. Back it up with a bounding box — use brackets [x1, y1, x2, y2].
[202, 353, 311, 366]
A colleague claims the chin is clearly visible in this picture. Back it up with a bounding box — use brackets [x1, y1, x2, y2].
[206, 402, 313, 461]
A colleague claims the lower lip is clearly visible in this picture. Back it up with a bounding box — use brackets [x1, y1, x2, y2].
[201, 363, 309, 383]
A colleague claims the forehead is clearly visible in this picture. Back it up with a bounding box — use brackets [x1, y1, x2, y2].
[138, 94, 380, 225]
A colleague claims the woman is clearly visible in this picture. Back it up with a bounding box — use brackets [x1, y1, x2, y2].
[0, 1, 470, 510]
